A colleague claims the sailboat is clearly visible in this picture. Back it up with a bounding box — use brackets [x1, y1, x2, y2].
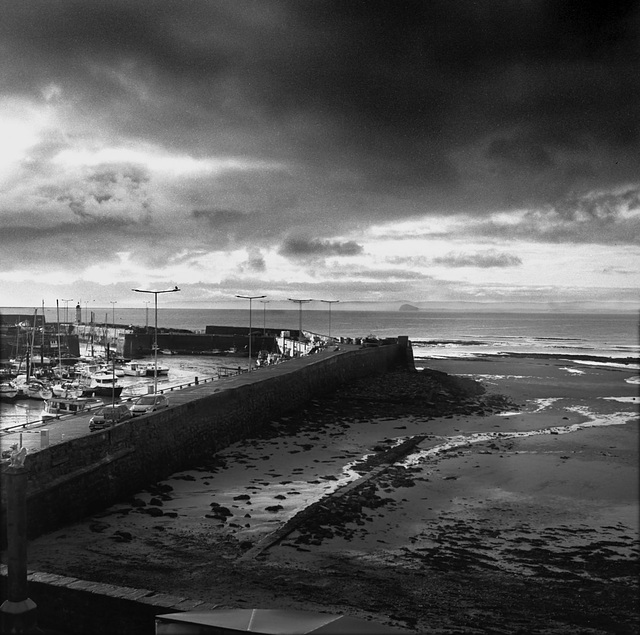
[15, 308, 53, 400]
[51, 299, 78, 396]
[0, 381, 19, 401]
[52, 380, 86, 398]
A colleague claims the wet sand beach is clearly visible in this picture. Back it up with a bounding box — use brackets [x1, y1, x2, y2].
[17, 355, 640, 633]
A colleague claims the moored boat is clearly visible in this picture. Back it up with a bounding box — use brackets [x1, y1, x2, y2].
[51, 380, 87, 399]
[41, 396, 103, 420]
[145, 363, 170, 377]
[99, 364, 125, 377]
[84, 372, 124, 397]
[74, 361, 103, 378]
[121, 361, 147, 377]
[14, 375, 53, 400]
[0, 381, 19, 401]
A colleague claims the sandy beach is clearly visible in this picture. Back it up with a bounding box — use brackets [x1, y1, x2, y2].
[17, 355, 640, 633]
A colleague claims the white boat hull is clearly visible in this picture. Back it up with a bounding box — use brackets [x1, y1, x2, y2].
[145, 364, 170, 377]
[0, 383, 19, 401]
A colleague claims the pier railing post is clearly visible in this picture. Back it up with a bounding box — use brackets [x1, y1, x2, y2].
[0, 465, 38, 634]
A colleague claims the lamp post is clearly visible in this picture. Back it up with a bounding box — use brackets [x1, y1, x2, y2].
[132, 287, 180, 392]
[109, 301, 117, 356]
[109, 301, 117, 406]
[260, 300, 270, 336]
[320, 300, 339, 341]
[236, 294, 266, 371]
[288, 298, 312, 357]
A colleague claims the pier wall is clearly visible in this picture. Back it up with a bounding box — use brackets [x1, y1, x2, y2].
[2, 342, 410, 543]
[123, 332, 278, 357]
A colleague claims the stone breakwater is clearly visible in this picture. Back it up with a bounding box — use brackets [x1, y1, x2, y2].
[1, 340, 410, 544]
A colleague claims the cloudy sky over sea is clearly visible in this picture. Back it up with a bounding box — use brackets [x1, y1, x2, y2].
[1, 1, 639, 311]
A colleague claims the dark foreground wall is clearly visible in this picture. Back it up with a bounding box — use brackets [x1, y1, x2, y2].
[3, 342, 409, 544]
[0, 564, 220, 635]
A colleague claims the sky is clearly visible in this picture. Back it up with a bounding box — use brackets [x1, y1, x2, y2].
[1, 0, 639, 312]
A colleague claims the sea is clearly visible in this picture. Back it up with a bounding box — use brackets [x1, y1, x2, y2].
[2, 308, 638, 432]
[6, 306, 638, 358]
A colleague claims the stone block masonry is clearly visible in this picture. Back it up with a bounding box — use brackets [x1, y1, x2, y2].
[1, 340, 411, 544]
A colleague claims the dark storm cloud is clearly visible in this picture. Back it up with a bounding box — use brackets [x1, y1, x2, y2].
[39, 163, 152, 220]
[279, 237, 364, 258]
[433, 251, 523, 268]
[2, 0, 639, 232]
[0, 218, 143, 267]
[239, 251, 267, 273]
[487, 137, 554, 171]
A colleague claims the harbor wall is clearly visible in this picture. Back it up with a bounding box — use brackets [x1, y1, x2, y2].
[2, 342, 410, 543]
[123, 331, 279, 357]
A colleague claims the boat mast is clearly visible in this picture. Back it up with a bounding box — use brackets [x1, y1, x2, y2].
[28, 308, 37, 380]
[14, 321, 23, 374]
[41, 299, 45, 366]
[56, 299, 62, 378]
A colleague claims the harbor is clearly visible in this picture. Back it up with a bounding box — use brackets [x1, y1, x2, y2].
[1, 353, 254, 436]
[1, 308, 362, 441]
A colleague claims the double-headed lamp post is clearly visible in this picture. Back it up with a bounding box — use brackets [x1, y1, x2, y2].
[132, 286, 180, 393]
[288, 298, 312, 357]
[320, 299, 339, 341]
[109, 301, 117, 356]
[236, 294, 266, 372]
[109, 300, 117, 406]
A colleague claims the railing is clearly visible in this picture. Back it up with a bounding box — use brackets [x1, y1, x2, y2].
[1, 418, 56, 436]
[216, 366, 249, 379]
[155, 375, 218, 393]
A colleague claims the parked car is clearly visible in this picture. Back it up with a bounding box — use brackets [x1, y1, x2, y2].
[89, 403, 132, 431]
[129, 393, 169, 416]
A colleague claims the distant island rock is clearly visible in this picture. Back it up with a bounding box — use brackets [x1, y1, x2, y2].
[399, 304, 419, 312]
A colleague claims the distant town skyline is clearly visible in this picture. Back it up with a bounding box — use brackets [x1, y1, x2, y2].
[1, 1, 639, 310]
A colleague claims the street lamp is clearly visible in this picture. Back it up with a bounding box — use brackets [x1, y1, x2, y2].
[236, 294, 266, 372]
[260, 300, 270, 336]
[132, 286, 180, 393]
[288, 298, 312, 357]
[320, 300, 339, 341]
[109, 301, 117, 358]
[109, 301, 117, 405]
